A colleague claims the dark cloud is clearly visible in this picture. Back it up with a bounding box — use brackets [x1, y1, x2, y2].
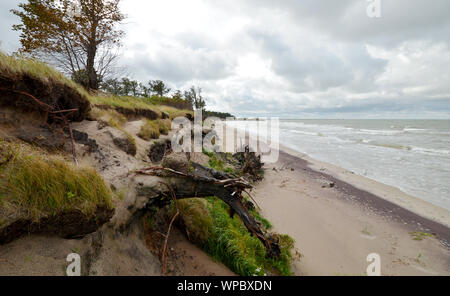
[1, 0, 449, 118]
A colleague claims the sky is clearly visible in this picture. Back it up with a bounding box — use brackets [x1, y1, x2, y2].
[1, 0, 450, 119]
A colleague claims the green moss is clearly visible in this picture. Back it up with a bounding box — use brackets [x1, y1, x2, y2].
[0, 139, 113, 220]
[361, 226, 371, 236]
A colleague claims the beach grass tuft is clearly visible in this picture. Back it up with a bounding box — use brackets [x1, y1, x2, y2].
[138, 119, 161, 140]
[0, 51, 90, 99]
[0, 139, 113, 220]
[173, 196, 294, 276]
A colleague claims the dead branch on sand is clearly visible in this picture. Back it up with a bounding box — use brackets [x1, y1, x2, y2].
[136, 162, 281, 258]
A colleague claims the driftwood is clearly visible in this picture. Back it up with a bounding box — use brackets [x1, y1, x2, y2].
[234, 146, 264, 181]
[136, 161, 281, 258]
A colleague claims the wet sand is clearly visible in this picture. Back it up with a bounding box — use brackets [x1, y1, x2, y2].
[253, 148, 450, 275]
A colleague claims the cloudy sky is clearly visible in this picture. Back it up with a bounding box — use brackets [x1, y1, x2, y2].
[1, 0, 450, 118]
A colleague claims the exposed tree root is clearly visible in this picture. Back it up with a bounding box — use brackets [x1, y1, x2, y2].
[0, 87, 80, 163]
[136, 162, 281, 258]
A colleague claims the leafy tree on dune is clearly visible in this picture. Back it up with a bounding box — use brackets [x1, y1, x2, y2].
[184, 86, 206, 110]
[148, 80, 171, 97]
[12, 0, 125, 90]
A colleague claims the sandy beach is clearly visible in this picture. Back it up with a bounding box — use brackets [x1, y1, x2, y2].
[252, 146, 450, 276]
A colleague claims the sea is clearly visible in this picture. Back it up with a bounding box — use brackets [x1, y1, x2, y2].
[227, 119, 450, 211]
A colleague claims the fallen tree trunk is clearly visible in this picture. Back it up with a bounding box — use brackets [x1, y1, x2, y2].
[135, 161, 281, 258]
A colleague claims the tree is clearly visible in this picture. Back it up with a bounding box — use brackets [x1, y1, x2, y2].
[101, 78, 122, 95]
[184, 86, 206, 110]
[140, 83, 151, 97]
[149, 80, 171, 97]
[12, 0, 125, 90]
[171, 90, 183, 100]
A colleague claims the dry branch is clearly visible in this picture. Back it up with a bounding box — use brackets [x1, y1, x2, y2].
[136, 162, 281, 258]
[0, 88, 80, 164]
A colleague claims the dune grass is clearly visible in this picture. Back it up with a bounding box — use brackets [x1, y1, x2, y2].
[90, 107, 127, 127]
[89, 95, 193, 118]
[175, 199, 212, 245]
[157, 119, 171, 135]
[1, 52, 194, 123]
[138, 120, 160, 140]
[0, 52, 90, 98]
[90, 95, 161, 112]
[172, 197, 294, 276]
[138, 118, 172, 140]
[0, 139, 113, 220]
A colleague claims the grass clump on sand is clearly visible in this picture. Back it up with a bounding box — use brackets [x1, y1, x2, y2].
[0, 139, 113, 220]
[204, 152, 236, 175]
[173, 197, 294, 276]
[157, 119, 171, 135]
[138, 120, 160, 140]
[138, 119, 171, 140]
[90, 107, 127, 128]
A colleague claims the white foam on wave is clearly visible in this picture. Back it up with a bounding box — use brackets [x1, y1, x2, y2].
[357, 129, 404, 136]
[277, 120, 450, 210]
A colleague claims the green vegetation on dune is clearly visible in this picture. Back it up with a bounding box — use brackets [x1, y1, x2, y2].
[90, 108, 128, 127]
[156, 119, 171, 135]
[138, 118, 172, 141]
[89, 95, 194, 119]
[172, 197, 294, 276]
[203, 150, 236, 175]
[89, 95, 162, 111]
[0, 52, 90, 99]
[0, 139, 113, 220]
[0, 52, 193, 121]
[138, 119, 160, 140]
